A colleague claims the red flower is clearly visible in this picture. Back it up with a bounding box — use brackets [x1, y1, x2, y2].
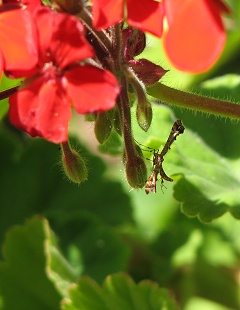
[0, 3, 38, 79]
[9, 8, 120, 143]
[92, 0, 163, 37]
[163, 0, 230, 72]
[91, 0, 229, 73]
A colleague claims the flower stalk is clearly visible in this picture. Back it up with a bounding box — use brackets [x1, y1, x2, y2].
[125, 66, 152, 131]
[119, 76, 147, 188]
[0, 86, 19, 101]
[148, 83, 240, 120]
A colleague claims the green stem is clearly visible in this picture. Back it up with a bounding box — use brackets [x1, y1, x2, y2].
[61, 140, 72, 156]
[148, 82, 240, 120]
[125, 66, 147, 101]
[118, 76, 135, 160]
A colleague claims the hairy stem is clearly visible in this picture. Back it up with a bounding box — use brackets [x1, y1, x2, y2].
[77, 6, 113, 58]
[118, 76, 135, 159]
[148, 82, 240, 120]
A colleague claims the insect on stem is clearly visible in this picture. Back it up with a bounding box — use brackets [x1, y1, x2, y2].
[160, 119, 185, 157]
[145, 119, 185, 194]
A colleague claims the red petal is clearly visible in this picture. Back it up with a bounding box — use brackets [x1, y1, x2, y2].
[50, 13, 95, 68]
[34, 9, 94, 68]
[32, 7, 54, 61]
[163, 0, 181, 25]
[0, 8, 38, 73]
[23, 0, 42, 12]
[127, 0, 163, 37]
[65, 65, 120, 114]
[9, 76, 71, 143]
[163, 0, 226, 72]
[92, 0, 123, 30]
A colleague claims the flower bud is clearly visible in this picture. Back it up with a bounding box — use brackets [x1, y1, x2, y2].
[136, 100, 152, 132]
[134, 143, 144, 158]
[85, 113, 96, 122]
[122, 149, 127, 165]
[122, 27, 146, 61]
[94, 112, 112, 144]
[113, 108, 122, 136]
[132, 30, 146, 57]
[125, 156, 147, 188]
[61, 142, 88, 184]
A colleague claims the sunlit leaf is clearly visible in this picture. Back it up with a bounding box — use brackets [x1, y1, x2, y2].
[62, 273, 178, 310]
[0, 217, 62, 310]
[133, 104, 240, 222]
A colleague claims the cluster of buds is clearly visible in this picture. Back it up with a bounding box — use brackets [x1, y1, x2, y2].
[0, 0, 230, 187]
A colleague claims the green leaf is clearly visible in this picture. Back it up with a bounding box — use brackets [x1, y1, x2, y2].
[174, 177, 230, 222]
[52, 214, 130, 284]
[62, 273, 178, 310]
[184, 297, 236, 310]
[133, 104, 240, 222]
[0, 217, 62, 310]
[172, 121, 240, 221]
[199, 74, 240, 101]
[0, 132, 133, 253]
[168, 74, 240, 221]
[183, 261, 240, 308]
[0, 75, 21, 119]
[45, 225, 80, 297]
[98, 131, 123, 155]
[0, 217, 82, 309]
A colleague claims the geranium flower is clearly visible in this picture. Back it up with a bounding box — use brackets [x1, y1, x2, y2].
[91, 0, 229, 73]
[92, 0, 163, 37]
[9, 8, 120, 143]
[0, 2, 38, 79]
[163, 0, 230, 72]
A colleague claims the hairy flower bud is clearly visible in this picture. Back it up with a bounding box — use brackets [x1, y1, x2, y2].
[113, 108, 122, 136]
[136, 99, 152, 132]
[61, 142, 88, 184]
[134, 143, 144, 158]
[122, 27, 146, 61]
[125, 156, 147, 188]
[94, 112, 112, 144]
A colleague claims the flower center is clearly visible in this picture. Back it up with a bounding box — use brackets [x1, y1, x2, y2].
[42, 61, 63, 80]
